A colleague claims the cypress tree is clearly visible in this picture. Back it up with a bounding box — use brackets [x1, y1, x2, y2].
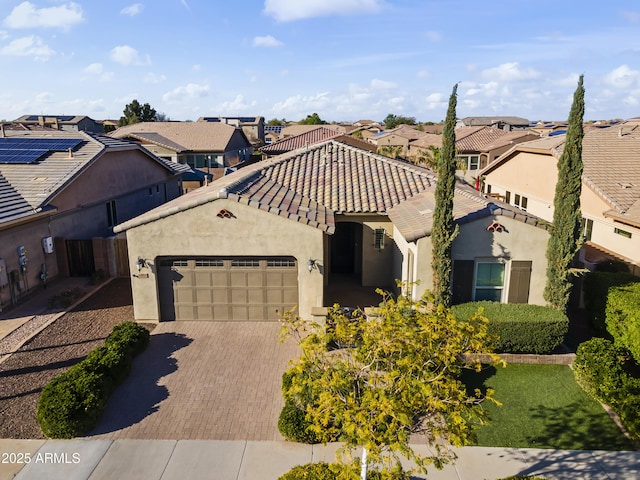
[544, 75, 585, 311]
[431, 84, 459, 306]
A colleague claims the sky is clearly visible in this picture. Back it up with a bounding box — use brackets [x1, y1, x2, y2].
[0, 1, 639, 123]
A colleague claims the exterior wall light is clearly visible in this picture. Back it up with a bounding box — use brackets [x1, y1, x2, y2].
[307, 259, 316, 272]
[136, 257, 148, 271]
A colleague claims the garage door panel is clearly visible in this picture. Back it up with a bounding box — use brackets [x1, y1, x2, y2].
[159, 256, 298, 321]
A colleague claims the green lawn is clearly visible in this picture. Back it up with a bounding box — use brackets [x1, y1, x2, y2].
[462, 363, 635, 451]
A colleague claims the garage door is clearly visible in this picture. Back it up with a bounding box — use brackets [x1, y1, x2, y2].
[157, 257, 298, 321]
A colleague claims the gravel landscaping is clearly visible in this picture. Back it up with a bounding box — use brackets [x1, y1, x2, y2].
[0, 279, 141, 439]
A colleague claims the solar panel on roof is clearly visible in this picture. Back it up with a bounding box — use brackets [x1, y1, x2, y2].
[0, 149, 49, 164]
[0, 138, 82, 151]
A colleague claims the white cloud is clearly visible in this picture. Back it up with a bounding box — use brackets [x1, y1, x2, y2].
[192, 64, 201, 72]
[417, 70, 431, 78]
[481, 62, 540, 82]
[272, 92, 332, 116]
[622, 11, 640, 24]
[121, 4, 144, 16]
[252, 35, 283, 47]
[84, 63, 103, 74]
[144, 72, 166, 84]
[217, 95, 256, 113]
[4, 1, 84, 30]
[604, 65, 640, 89]
[0, 30, 8, 40]
[0, 35, 55, 60]
[162, 83, 209, 104]
[180, 0, 190, 11]
[425, 31, 441, 43]
[263, 0, 385, 22]
[110, 45, 151, 66]
[83, 63, 113, 81]
[370, 79, 396, 89]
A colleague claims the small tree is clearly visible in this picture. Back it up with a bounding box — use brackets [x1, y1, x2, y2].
[383, 113, 417, 129]
[118, 99, 158, 126]
[431, 84, 459, 307]
[298, 113, 327, 125]
[280, 291, 501, 479]
[543, 75, 585, 311]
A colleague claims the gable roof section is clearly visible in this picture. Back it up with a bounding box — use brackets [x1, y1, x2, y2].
[461, 116, 530, 127]
[373, 125, 426, 141]
[115, 139, 437, 234]
[0, 130, 188, 227]
[110, 122, 246, 152]
[387, 184, 549, 242]
[260, 126, 341, 155]
[455, 126, 538, 153]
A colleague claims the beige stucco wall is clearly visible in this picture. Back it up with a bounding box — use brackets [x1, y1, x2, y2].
[125, 198, 325, 321]
[452, 215, 550, 305]
[486, 151, 640, 264]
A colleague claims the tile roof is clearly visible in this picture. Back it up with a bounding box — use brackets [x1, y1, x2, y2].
[260, 127, 341, 154]
[481, 124, 640, 226]
[0, 130, 188, 226]
[116, 139, 437, 234]
[387, 184, 549, 242]
[408, 133, 443, 149]
[280, 124, 345, 138]
[110, 122, 244, 151]
[455, 126, 539, 153]
[374, 125, 427, 141]
[460, 116, 530, 126]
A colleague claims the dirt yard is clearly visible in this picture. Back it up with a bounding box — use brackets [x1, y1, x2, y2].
[0, 279, 139, 439]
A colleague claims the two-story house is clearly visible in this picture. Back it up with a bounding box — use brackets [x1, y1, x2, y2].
[480, 122, 640, 274]
[0, 126, 189, 309]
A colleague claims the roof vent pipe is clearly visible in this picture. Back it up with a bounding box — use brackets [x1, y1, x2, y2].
[68, 147, 73, 159]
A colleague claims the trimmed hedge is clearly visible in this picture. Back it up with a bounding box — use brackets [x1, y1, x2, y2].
[278, 400, 321, 444]
[606, 282, 640, 364]
[573, 338, 640, 442]
[37, 321, 150, 438]
[452, 302, 568, 354]
[583, 271, 640, 333]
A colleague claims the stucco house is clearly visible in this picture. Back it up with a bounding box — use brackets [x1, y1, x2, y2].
[480, 122, 640, 274]
[0, 127, 189, 310]
[110, 121, 253, 175]
[13, 115, 104, 134]
[197, 116, 265, 147]
[457, 116, 531, 131]
[115, 139, 550, 323]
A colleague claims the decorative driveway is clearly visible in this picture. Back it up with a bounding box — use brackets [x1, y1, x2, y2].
[88, 321, 300, 441]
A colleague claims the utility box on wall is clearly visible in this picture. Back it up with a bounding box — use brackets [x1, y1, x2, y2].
[42, 236, 54, 254]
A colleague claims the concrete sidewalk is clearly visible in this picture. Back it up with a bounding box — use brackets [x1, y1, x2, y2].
[1, 439, 639, 480]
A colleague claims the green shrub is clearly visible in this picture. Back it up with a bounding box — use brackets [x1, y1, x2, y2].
[105, 321, 150, 357]
[37, 321, 150, 438]
[37, 367, 108, 438]
[583, 271, 640, 332]
[452, 302, 568, 354]
[573, 338, 627, 402]
[278, 462, 409, 480]
[595, 259, 630, 273]
[278, 400, 321, 444]
[605, 282, 640, 364]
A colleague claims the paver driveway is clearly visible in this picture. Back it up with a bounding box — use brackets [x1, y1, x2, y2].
[88, 321, 300, 441]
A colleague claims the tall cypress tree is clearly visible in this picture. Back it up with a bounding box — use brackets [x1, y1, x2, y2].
[431, 84, 459, 307]
[544, 75, 585, 311]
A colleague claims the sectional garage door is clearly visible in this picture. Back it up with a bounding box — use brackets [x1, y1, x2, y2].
[157, 257, 298, 321]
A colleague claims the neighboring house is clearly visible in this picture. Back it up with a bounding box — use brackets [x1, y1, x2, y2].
[280, 124, 346, 138]
[264, 126, 283, 145]
[115, 139, 550, 323]
[371, 125, 428, 158]
[480, 123, 640, 273]
[457, 116, 531, 131]
[13, 115, 104, 134]
[259, 126, 342, 157]
[198, 116, 265, 147]
[407, 126, 539, 180]
[529, 121, 568, 136]
[110, 122, 253, 177]
[0, 127, 189, 310]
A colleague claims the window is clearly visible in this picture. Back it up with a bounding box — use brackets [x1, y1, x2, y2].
[513, 194, 528, 211]
[267, 259, 296, 268]
[614, 227, 632, 239]
[231, 259, 260, 267]
[474, 262, 505, 302]
[486, 184, 492, 194]
[505, 191, 511, 204]
[106, 200, 117, 227]
[374, 228, 386, 250]
[469, 155, 480, 170]
[195, 259, 224, 267]
[582, 218, 593, 241]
